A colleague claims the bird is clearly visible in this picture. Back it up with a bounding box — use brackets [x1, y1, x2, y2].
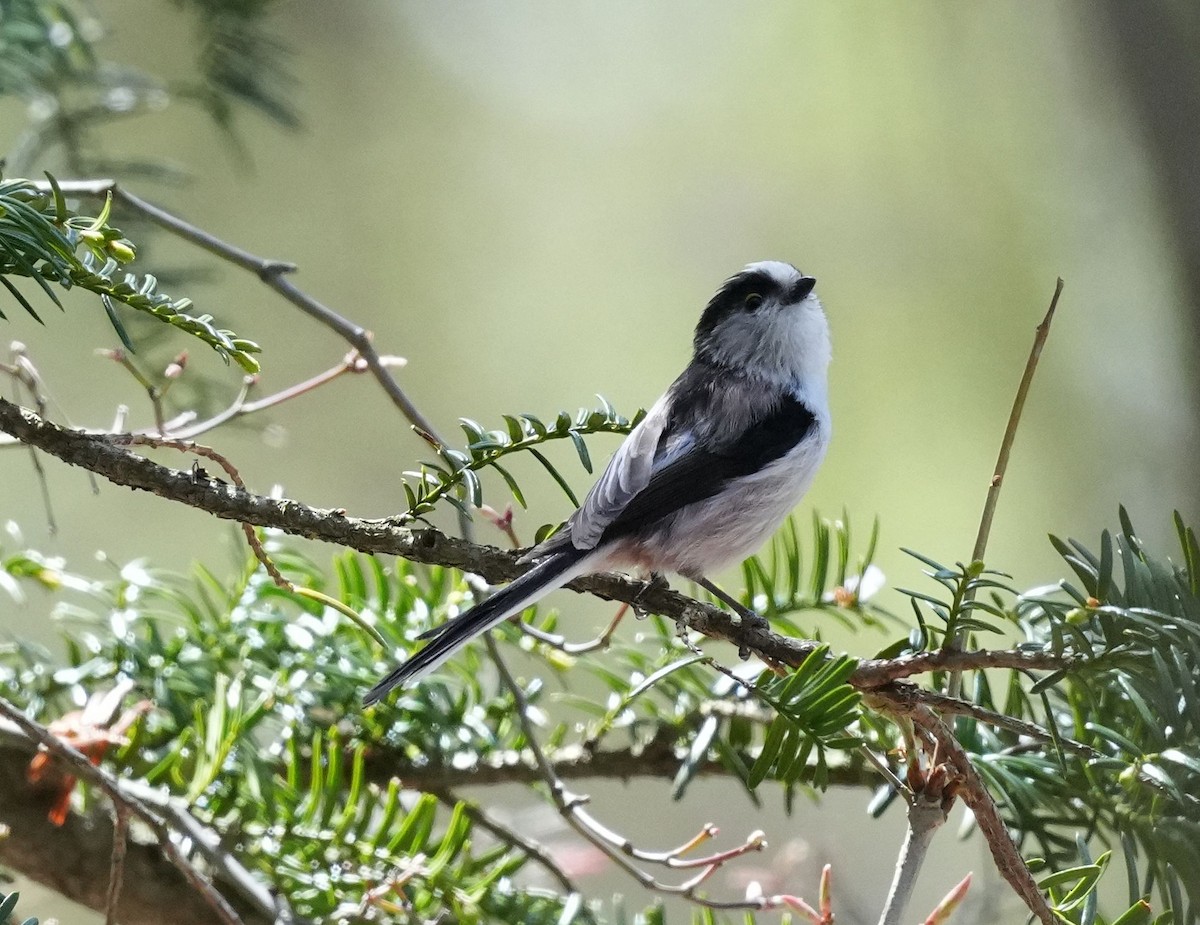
[365, 260, 831, 704]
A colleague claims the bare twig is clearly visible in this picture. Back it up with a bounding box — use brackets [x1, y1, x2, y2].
[104, 806, 130, 925]
[879, 796, 948, 925]
[910, 687, 1101, 758]
[0, 396, 1082, 699]
[947, 279, 1064, 694]
[483, 637, 775, 912]
[859, 746, 908, 794]
[516, 601, 629, 655]
[0, 351, 403, 449]
[853, 647, 1071, 687]
[40, 180, 463, 520]
[111, 433, 289, 590]
[877, 760, 956, 925]
[110, 432, 388, 648]
[971, 278, 1064, 569]
[5, 343, 58, 531]
[428, 788, 577, 895]
[97, 348, 168, 434]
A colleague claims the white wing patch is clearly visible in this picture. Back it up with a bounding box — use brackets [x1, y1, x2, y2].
[569, 395, 672, 549]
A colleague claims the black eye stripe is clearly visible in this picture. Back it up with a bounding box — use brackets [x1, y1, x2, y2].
[694, 270, 780, 341]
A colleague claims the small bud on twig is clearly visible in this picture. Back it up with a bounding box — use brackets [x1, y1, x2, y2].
[163, 351, 188, 380]
[924, 873, 972, 925]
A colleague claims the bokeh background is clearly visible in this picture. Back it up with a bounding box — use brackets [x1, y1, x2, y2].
[2, 2, 1198, 922]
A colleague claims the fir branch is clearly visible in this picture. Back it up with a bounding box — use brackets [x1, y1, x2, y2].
[874, 690, 1056, 925]
[0, 177, 261, 370]
[0, 697, 253, 925]
[0, 395, 1080, 695]
[0, 737, 288, 925]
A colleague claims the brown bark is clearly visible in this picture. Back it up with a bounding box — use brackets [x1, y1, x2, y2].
[0, 742, 268, 925]
[0, 398, 1068, 689]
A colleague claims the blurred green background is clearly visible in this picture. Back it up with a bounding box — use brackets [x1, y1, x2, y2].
[2, 2, 1197, 922]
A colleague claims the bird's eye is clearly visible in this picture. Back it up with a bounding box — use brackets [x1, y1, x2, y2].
[744, 293, 764, 311]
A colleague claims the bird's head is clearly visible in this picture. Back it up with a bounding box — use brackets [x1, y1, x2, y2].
[692, 261, 830, 391]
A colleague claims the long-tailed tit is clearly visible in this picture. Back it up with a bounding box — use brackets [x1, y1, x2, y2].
[365, 260, 831, 704]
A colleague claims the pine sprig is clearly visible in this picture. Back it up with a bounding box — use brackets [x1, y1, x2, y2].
[895, 552, 1018, 650]
[744, 645, 862, 791]
[0, 175, 261, 370]
[400, 399, 642, 523]
[939, 510, 1200, 916]
[0, 540, 591, 922]
[3, 507, 1198, 923]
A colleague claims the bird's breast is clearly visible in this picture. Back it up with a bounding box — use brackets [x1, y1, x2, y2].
[611, 427, 830, 578]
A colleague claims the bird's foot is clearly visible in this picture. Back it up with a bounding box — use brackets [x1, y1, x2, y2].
[736, 608, 769, 632]
[631, 571, 669, 618]
[735, 609, 769, 659]
[693, 576, 768, 654]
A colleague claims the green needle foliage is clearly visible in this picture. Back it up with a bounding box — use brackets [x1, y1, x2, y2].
[3, 503, 1195, 922]
[0, 7, 1195, 924]
[0, 153, 1188, 925]
[0, 174, 261, 369]
[0, 0, 296, 176]
[401, 400, 644, 524]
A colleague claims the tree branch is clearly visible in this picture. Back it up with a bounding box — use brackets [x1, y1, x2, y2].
[0, 386, 1082, 917]
[0, 703, 272, 925]
[871, 689, 1055, 925]
[0, 743, 269, 925]
[36, 176, 475, 539]
[0, 397, 1080, 695]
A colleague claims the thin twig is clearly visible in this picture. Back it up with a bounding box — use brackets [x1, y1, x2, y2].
[6, 347, 58, 532]
[859, 746, 908, 794]
[971, 278, 1064, 567]
[948, 279, 1064, 695]
[878, 791, 949, 925]
[99, 348, 167, 434]
[110, 433, 289, 589]
[912, 687, 1101, 758]
[0, 351, 403, 449]
[516, 601, 629, 655]
[853, 646, 1071, 687]
[428, 788, 578, 895]
[0, 395, 1084, 700]
[111, 433, 389, 650]
[484, 637, 775, 912]
[104, 806, 130, 925]
[41, 178, 472, 537]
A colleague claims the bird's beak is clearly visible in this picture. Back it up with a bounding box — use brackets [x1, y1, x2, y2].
[792, 276, 817, 303]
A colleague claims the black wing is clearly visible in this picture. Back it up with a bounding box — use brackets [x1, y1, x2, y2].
[597, 392, 817, 543]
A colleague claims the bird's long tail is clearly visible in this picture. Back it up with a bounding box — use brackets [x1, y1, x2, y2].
[363, 546, 597, 704]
